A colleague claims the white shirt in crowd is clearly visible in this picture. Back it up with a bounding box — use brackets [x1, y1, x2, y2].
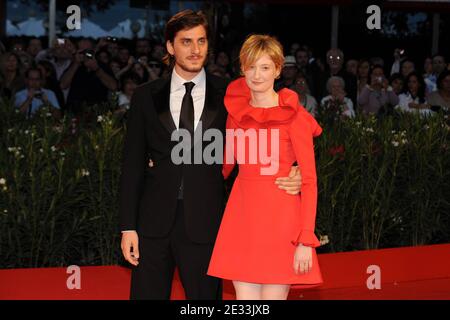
[396, 92, 433, 117]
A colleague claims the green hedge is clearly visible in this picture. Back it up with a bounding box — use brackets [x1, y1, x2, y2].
[0, 101, 449, 268]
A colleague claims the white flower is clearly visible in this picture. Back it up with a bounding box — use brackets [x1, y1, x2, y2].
[97, 116, 104, 123]
[423, 125, 430, 130]
[39, 148, 44, 153]
[392, 141, 399, 147]
[60, 152, 66, 156]
[2, 186, 7, 192]
[364, 127, 374, 133]
[391, 130, 396, 134]
[51, 146, 57, 152]
[94, 145, 99, 150]
[0, 178, 6, 185]
[319, 235, 329, 245]
[46, 113, 52, 117]
[7, 129, 13, 133]
[24, 130, 29, 135]
[3, 209, 7, 213]
[81, 169, 90, 177]
[8, 147, 14, 153]
[401, 139, 408, 144]
[20, 155, 25, 159]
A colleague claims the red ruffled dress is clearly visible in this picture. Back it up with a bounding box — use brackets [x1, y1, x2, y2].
[207, 77, 324, 286]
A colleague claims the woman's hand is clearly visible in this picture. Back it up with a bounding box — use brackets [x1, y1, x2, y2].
[293, 244, 312, 274]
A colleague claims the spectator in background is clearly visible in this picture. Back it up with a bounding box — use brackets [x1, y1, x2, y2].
[118, 47, 131, 67]
[36, 60, 65, 111]
[357, 59, 370, 98]
[323, 48, 357, 104]
[60, 45, 117, 115]
[26, 38, 43, 59]
[135, 38, 152, 57]
[289, 42, 300, 56]
[110, 58, 122, 79]
[320, 76, 355, 118]
[290, 73, 318, 117]
[0, 52, 25, 99]
[389, 73, 404, 96]
[370, 56, 384, 68]
[396, 71, 432, 117]
[345, 59, 358, 76]
[427, 70, 450, 111]
[215, 51, 232, 78]
[425, 55, 447, 94]
[358, 65, 399, 116]
[423, 57, 433, 79]
[295, 47, 322, 100]
[138, 56, 162, 81]
[400, 59, 415, 78]
[96, 49, 112, 66]
[10, 40, 25, 53]
[275, 55, 298, 90]
[114, 72, 140, 117]
[35, 38, 75, 80]
[14, 67, 60, 119]
[151, 43, 166, 63]
[106, 37, 119, 58]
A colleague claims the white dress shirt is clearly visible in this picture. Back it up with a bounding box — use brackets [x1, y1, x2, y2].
[170, 67, 206, 130]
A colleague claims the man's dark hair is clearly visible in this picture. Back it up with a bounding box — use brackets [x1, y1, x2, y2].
[162, 10, 209, 67]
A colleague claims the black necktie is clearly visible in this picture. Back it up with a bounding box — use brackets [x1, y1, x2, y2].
[177, 82, 195, 200]
[179, 82, 195, 137]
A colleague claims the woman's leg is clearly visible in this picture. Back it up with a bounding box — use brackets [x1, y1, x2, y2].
[261, 284, 290, 300]
[233, 281, 262, 300]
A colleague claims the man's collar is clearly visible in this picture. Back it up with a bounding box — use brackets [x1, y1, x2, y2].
[171, 67, 206, 92]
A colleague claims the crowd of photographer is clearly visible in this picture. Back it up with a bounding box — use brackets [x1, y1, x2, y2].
[0, 36, 449, 121]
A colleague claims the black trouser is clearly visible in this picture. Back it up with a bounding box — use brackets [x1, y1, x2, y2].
[130, 200, 222, 300]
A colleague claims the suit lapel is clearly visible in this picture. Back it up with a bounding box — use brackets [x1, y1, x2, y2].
[154, 76, 177, 134]
[197, 73, 220, 135]
[154, 72, 221, 137]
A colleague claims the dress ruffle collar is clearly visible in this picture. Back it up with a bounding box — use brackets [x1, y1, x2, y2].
[224, 77, 299, 127]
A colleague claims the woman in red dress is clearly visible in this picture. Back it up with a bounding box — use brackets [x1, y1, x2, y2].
[207, 35, 324, 299]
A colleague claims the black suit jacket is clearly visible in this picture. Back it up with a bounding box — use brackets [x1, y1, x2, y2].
[119, 72, 229, 244]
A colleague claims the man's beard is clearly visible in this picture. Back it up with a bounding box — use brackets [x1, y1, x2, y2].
[177, 57, 206, 73]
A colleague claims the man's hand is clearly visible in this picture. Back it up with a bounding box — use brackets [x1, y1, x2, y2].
[121, 231, 139, 266]
[275, 165, 302, 195]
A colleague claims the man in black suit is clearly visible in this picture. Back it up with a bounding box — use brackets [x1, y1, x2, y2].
[119, 10, 302, 300]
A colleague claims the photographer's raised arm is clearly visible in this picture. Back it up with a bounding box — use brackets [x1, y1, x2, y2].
[60, 60, 81, 90]
[94, 66, 118, 91]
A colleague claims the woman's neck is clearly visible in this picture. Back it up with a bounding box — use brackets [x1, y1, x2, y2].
[250, 89, 278, 108]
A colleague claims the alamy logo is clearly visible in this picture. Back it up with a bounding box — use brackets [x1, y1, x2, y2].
[66, 5, 81, 30]
[366, 265, 382, 289]
[170, 121, 280, 175]
[66, 265, 81, 289]
[366, 5, 381, 30]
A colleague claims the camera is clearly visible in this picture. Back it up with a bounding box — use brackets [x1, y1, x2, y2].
[82, 49, 95, 59]
[34, 91, 43, 99]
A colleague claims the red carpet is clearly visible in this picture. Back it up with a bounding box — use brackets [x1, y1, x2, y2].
[1, 243, 449, 300]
